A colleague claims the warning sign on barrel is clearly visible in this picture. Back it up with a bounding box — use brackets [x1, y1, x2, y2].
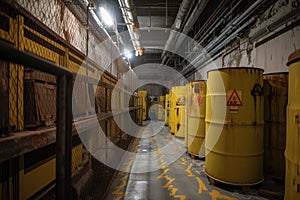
[227, 90, 242, 106]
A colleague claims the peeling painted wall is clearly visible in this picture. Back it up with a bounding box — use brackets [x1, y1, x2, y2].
[209, 0, 300, 76]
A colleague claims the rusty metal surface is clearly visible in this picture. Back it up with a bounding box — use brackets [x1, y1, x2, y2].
[0, 60, 9, 136]
[287, 48, 300, 65]
[24, 78, 57, 128]
[0, 107, 139, 163]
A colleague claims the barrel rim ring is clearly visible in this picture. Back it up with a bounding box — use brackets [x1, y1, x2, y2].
[205, 170, 264, 186]
[207, 67, 264, 73]
[189, 80, 207, 83]
[263, 72, 289, 75]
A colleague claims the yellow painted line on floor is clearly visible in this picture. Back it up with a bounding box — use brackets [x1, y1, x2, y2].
[181, 157, 187, 165]
[174, 195, 187, 200]
[114, 192, 126, 200]
[169, 187, 178, 196]
[185, 164, 194, 177]
[156, 167, 187, 200]
[210, 189, 238, 200]
[112, 182, 128, 195]
[157, 168, 170, 179]
[158, 161, 167, 169]
[195, 177, 208, 194]
[162, 177, 175, 189]
[158, 154, 165, 160]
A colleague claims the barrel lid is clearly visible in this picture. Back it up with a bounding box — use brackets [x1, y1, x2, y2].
[287, 49, 300, 66]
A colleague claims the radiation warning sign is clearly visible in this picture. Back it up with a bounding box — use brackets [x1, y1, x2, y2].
[227, 90, 242, 106]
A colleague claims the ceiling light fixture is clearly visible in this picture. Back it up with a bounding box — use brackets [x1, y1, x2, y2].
[124, 49, 132, 59]
[99, 7, 114, 26]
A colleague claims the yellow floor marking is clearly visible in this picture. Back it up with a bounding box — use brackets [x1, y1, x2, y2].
[210, 189, 238, 200]
[158, 162, 167, 169]
[169, 187, 178, 196]
[112, 181, 128, 195]
[181, 157, 187, 165]
[195, 177, 208, 194]
[157, 168, 170, 179]
[158, 154, 165, 161]
[174, 195, 187, 200]
[115, 192, 126, 200]
[185, 165, 194, 177]
[162, 178, 175, 189]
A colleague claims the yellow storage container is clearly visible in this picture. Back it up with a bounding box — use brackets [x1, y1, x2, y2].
[263, 73, 288, 179]
[165, 94, 170, 125]
[184, 83, 189, 146]
[169, 88, 177, 134]
[172, 86, 186, 137]
[176, 105, 185, 137]
[157, 96, 165, 120]
[159, 96, 165, 105]
[138, 90, 148, 121]
[186, 81, 206, 158]
[285, 49, 300, 200]
[205, 67, 264, 186]
[157, 105, 165, 121]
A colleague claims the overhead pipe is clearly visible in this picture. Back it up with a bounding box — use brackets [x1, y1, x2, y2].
[162, 0, 209, 62]
[196, 0, 243, 44]
[118, 0, 144, 56]
[186, 2, 300, 76]
[193, 0, 228, 40]
[181, 0, 209, 34]
[161, 0, 193, 64]
[180, 0, 267, 75]
[179, 0, 244, 66]
[249, 6, 300, 43]
[204, 0, 266, 53]
[180, 17, 256, 75]
[162, 0, 208, 64]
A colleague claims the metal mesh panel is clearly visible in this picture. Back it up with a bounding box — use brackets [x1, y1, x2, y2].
[0, 60, 9, 136]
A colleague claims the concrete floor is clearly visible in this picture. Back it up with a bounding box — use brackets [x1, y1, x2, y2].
[105, 121, 282, 200]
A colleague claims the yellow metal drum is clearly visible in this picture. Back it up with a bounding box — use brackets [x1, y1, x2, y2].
[263, 73, 288, 179]
[169, 88, 177, 133]
[174, 86, 186, 137]
[157, 96, 165, 120]
[186, 81, 206, 158]
[205, 67, 264, 186]
[165, 94, 170, 125]
[159, 96, 165, 105]
[184, 83, 189, 146]
[285, 49, 300, 200]
[138, 90, 148, 121]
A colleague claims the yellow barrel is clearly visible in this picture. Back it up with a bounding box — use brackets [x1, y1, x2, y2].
[205, 67, 264, 186]
[165, 94, 170, 125]
[285, 49, 300, 200]
[174, 86, 186, 137]
[184, 83, 189, 146]
[157, 96, 165, 120]
[263, 73, 288, 179]
[159, 96, 165, 105]
[169, 88, 177, 133]
[186, 81, 206, 158]
[138, 90, 148, 121]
